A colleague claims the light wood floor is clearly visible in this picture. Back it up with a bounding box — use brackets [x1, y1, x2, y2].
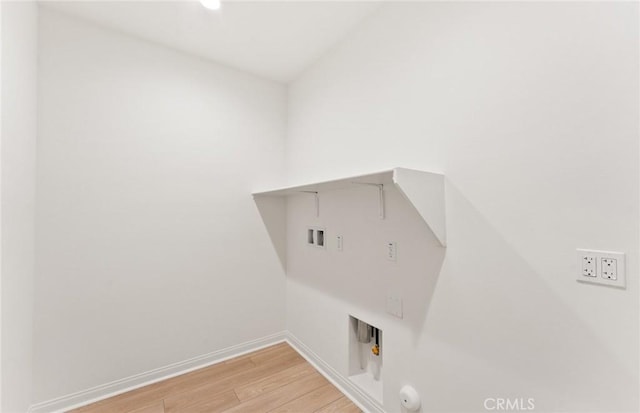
[70, 342, 361, 413]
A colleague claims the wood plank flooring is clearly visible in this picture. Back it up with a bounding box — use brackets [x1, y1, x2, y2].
[70, 342, 361, 413]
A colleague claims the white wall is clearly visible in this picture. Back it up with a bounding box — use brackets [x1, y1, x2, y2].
[1, 3, 3, 408]
[286, 2, 639, 412]
[1, 1, 38, 412]
[34, 8, 286, 403]
[0, 2, 37, 412]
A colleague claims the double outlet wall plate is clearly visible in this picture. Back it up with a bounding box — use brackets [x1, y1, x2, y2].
[576, 249, 626, 289]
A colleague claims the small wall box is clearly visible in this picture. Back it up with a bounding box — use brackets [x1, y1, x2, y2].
[348, 315, 383, 404]
[307, 227, 325, 248]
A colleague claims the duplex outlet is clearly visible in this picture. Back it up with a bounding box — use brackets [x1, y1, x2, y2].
[581, 255, 596, 277]
[576, 249, 626, 289]
[601, 258, 617, 280]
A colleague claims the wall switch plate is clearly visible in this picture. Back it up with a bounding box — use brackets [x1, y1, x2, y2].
[576, 249, 626, 289]
[387, 242, 397, 261]
[336, 235, 343, 251]
[386, 295, 403, 318]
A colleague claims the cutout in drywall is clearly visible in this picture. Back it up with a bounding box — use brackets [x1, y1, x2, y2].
[317, 230, 325, 247]
[307, 227, 326, 249]
[348, 315, 383, 403]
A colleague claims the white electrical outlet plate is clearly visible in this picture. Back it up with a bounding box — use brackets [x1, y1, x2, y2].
[336, 235, 343, 251]
[576, 249, 626, 289]
[386, 295, 403, 318]
[387, 241, 397, 261]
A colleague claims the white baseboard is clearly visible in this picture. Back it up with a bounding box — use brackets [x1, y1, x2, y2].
[29, 331, 386, 413]
[29, 331, 287, 413]
[285, 332, 385, 413]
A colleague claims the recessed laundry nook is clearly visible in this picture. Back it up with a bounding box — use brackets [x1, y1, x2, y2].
[1, 1, 637, 413]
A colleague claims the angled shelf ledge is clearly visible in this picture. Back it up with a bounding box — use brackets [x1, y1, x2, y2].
[253, 167, 446, 247]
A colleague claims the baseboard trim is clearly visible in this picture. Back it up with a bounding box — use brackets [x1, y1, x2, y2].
[30, 331, 386, 413]
[29, 331, 287, 413]
[285, 332, 385, 413]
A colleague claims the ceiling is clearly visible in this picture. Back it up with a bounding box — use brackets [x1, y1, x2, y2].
[42, 0, 382, 83]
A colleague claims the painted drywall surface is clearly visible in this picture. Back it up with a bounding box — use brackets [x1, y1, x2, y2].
[1, 1, 38, 411]
[1, 3, 3, 409]
[286, 2, 639, 412]
[34, 8, 286, 402]
[0, 3, 2, 407]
